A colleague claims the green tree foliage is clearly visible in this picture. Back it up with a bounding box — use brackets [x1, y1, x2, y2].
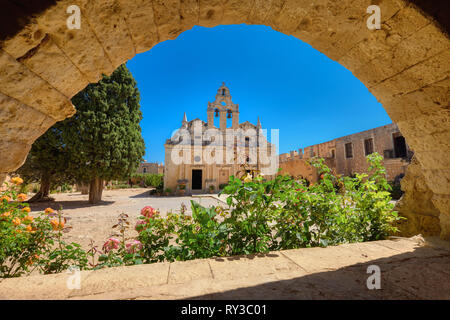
[63, 64, 145, 203]
[16, 124, 73, 202]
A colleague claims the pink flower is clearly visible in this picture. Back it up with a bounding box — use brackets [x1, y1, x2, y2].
[126, 240, 143, 254]
[141, 206, 156, 218]
[135, 220, 147, 233]
[103, 237, 120, 252]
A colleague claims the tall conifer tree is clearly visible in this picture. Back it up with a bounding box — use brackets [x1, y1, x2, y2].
[64, 64, 145, 203]
[18, 64, 145, 204]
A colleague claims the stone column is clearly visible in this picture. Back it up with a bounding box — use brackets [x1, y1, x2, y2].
[232, 112, 239, 128]
[220, 110, 227, 131]
[207, 109, 214, 128]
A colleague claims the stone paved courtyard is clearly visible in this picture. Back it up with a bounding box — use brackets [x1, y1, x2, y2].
[0, 236, 449, 300]
[27, 188, 225, 250]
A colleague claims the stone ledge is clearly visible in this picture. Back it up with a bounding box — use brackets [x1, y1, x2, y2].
[1, 236, 449, 300]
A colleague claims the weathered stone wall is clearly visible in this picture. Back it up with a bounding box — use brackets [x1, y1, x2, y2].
[395, 156, 441, 236]
[303, 140, 336, 159]
[136, 162, 162, 175]
[281, 123, 411, 183]
[384, 158, 409, 181]
[279, 157, 318, 183]
[0, 0, 448, 238]
[334, 123, 410, 178]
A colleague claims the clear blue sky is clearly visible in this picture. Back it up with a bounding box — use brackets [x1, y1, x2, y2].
[126, 24, 391, 164]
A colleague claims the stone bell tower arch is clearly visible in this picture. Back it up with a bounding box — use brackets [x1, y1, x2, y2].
[207, 82, 239, 130]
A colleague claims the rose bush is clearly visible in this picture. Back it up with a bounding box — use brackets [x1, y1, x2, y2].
[108, 153, 403, 263]
[2, 153, 403, 276]
[0, 179, 87, 278]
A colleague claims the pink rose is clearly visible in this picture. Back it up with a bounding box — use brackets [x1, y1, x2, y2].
[103, 237, 120, 252]
[141, 206, 156, 218]
[126, 240, 143, 254]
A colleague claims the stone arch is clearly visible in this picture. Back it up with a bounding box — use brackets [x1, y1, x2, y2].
[0, 0, 448, 238]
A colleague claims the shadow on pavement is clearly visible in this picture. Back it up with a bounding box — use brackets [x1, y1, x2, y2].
[187, 239, 450, 300]
[29, 199, 115, 211]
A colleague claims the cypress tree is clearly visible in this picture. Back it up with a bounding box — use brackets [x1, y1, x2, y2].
[62, 64, 145, 203]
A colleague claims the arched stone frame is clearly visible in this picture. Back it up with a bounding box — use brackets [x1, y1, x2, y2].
[0, 0, 448, 238]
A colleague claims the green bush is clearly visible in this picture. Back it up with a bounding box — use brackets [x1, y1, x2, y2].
[0, 181, 88, 278]
[2, 153, 404, 277]
[145, 174, 164, 188]
[103, 153, 403, 264]
[110, 183, 130, 189]
[389, 181, 404, 200]
[129, 173, 163, 189]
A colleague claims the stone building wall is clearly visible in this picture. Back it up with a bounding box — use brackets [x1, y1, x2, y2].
[165, 142, 274, 193]
[334, 123, 411, 179]
[303, 140, 336, 159]
[137, 162, 163, 175]
[279, 157, 318, 183]
[279, 123, 411, 182]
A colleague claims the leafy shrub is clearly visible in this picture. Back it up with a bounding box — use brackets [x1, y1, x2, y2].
[110, 183, 131, 189]
[169, 202, 229, 260]
[389, 181, 404, 200]
[93, 213, 146, 268]
[145, 174, 164, 188]
[130, 173, 163, 189]
[134, 153, 402, 261]
[2, 153, 404, 277]
[0, 179, 87, 278]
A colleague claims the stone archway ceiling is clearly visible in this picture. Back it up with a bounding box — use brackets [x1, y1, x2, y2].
[0, 0, 449, 238]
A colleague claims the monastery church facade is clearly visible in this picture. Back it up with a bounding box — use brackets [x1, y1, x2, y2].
[164, 83, 277, 194]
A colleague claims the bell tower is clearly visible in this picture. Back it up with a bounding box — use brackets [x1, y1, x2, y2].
[207, 82, 239, 130]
